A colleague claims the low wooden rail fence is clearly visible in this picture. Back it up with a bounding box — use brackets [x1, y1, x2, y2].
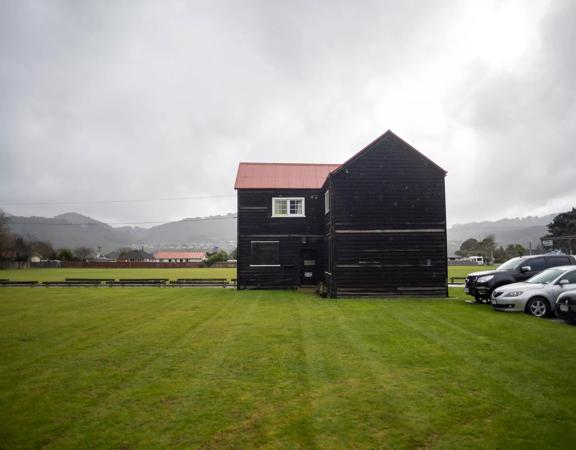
[450, 277, 467, 284]
[1, 278, 238, 288]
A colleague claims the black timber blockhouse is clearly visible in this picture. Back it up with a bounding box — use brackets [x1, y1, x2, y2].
[234, 130, 448, 297]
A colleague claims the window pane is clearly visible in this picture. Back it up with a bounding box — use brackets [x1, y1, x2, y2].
[274, 199, 287, 215]
[548, 257, 570, 267]
[529, 258, 545, 271]
[564, 271, 576, 283]
[251, 241, 280, 265]
[295, 199, 303, 214]
[288, 199, 302, 215]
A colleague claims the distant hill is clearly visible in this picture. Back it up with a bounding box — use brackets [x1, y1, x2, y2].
[5, 212, 237, 253]
[6, 210, 560, 255]
[447, 213, 558, 255]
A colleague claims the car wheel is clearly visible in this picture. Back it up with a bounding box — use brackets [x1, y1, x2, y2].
[526, 297, 550, 318]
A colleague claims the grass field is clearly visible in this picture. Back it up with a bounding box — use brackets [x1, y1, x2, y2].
[0, 267, 236, 281]
[0, 265, 490, 282]
[1, 286, 575, 449]
[447, 265, 497, 279]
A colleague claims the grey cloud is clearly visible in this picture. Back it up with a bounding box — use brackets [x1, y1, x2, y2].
[448, 0, 576, 223]
[2, 0, 573, 229]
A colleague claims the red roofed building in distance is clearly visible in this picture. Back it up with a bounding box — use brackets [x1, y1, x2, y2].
[154, 251, 206, 263]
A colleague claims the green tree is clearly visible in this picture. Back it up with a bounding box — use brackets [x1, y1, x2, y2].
[478, 235, 496, 263]
[546, 208, 576, 254]
[505, 244, 525, 258]
[13, 237, 31, 262]
[202, 250, 228, 267]
[0, 210, 10, 258]
[493, 246, 508, 263]
[56, 249, 74, 261]
[455, 236, 496, 262]
[461, 238, 479, 251]
[455, 238, 480, 257]
[31, 241, 56, 259]
[547, 208, 576, 236]
[74, 247, 94, 261]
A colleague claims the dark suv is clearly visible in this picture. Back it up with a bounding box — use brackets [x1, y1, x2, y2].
[464, 254, 576, 302]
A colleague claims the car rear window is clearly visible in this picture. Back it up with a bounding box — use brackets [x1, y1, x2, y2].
[547, 256, 572, 267]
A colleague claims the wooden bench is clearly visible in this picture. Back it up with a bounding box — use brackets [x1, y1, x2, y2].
[171, 278, 228, 287]
[66, 278, 114, 283]
[229, 278, 237, 287]
[450, 276, 467, 284]
[108, 279, 168, 286]
[0, 280, 39, 287]
[44, 280, 103, 287]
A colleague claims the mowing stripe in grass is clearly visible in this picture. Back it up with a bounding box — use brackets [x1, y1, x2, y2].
[44, 291, 250, 449]
[0, 289, 187, 376]
[1, 289, 576, 449]
[0, 290, 234, 448]
[386, 305, 576, 448]
[323, 299, 466, 448]
[416, 305, 574, 381]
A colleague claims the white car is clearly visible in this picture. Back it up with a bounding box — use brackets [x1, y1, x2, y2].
[491, 266, 576, 317]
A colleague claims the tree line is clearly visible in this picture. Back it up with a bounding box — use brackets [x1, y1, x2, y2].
[1, 210, 238, 264]
[455, 235, 530, 263]
[457, 207, 576, 263]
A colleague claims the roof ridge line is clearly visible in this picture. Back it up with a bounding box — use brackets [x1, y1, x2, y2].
[238, 162, 340, 166]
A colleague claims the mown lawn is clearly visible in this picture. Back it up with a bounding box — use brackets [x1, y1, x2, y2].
[1, 266, 487, 282]
[447, 265, 497, 279]
[1, 287, 575, 449]
[0, 267, 236, 281]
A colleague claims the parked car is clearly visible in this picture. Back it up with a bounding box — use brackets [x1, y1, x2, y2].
[491, 266, 576, 317]
[555, 290, 576, 324]
[464, 254, 576, 303]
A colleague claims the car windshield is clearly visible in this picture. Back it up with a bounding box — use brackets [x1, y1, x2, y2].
[497, 257, 522, 271]
[527, 268, 564, 284]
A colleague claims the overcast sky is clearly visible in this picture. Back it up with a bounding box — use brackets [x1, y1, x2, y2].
[1, 0, 575, 227]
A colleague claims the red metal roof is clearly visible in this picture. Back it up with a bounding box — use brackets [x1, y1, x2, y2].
[154, 251, 206, 260]
[234, 163, 340, 189]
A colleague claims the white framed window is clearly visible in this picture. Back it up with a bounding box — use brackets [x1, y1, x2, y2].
[272, 197, 305, 217]
[324, 190, 330, 214]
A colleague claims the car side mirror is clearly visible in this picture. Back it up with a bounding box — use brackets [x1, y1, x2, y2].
[559, 279, 569, 286]
[520, 266, 531, 273]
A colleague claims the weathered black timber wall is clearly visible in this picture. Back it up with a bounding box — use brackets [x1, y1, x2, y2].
[322, 181, 335, 294]
[237, 189, 324, 289]
[329, 134, 447, 297]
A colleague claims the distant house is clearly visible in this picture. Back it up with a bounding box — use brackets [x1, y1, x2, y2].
[105, 251, 119, 261]
[29, 253, 42, 263]
[117, 249, 154, 262]
[154, 251, 206, 263]
[234, 130, 448, 297]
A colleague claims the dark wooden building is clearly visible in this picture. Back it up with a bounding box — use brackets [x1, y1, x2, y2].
[234, 130, 448, 297]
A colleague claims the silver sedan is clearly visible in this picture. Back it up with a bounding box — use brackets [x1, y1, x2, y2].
[491, 266, 576, 317]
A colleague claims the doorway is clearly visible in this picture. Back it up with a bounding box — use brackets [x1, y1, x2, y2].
[300, 249, 319, 285]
